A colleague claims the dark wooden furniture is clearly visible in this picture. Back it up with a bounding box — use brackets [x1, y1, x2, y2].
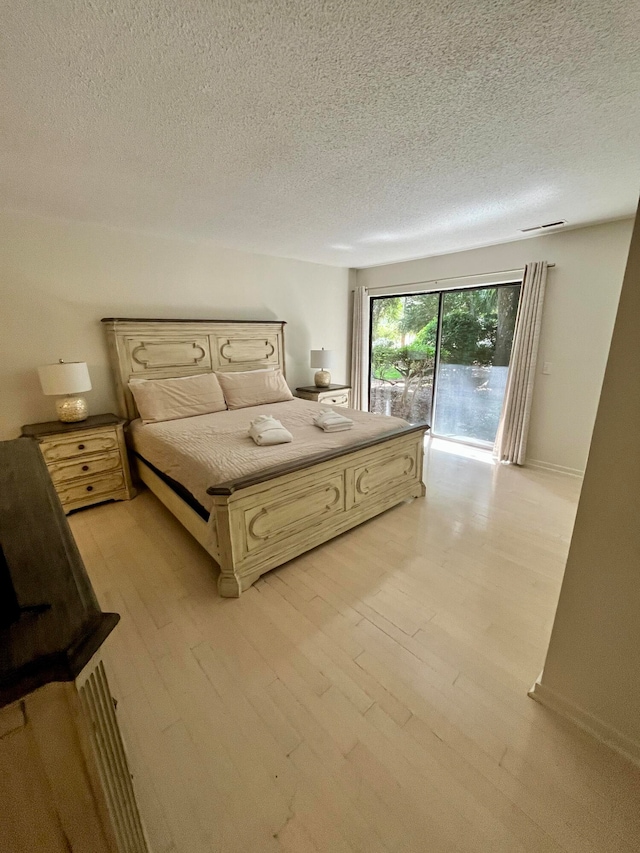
[0, 438, 148, 853]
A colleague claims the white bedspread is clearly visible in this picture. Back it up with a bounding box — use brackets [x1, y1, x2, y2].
[129, 399, 409, 511]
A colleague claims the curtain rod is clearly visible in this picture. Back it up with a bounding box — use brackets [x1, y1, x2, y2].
[364, 263, 555, 294]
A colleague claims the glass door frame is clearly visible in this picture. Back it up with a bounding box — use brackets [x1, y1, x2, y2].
[367, 290, 444, 415]
[368, 279, 522, 448]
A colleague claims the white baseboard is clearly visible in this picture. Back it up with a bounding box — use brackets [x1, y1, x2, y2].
[529, 677, 640, 769]
[526, 458, 584, 477]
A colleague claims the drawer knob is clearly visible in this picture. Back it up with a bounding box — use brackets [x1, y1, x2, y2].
[82, 464, 89, 471]
[78, 443, 85, 450]
[86, 485, 94, 492]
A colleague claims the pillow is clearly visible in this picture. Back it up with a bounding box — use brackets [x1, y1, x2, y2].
[216, 368, 293, 410]
[129, 372, 227, 424]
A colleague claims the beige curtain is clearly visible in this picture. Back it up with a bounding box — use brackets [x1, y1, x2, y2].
[350, 286, 369, 410]
[494, 261, 548, 464]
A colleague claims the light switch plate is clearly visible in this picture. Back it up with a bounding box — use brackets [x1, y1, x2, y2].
[542, 362, 553, 375]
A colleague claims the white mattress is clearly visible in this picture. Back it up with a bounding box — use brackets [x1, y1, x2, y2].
[129, 398, 409, 512]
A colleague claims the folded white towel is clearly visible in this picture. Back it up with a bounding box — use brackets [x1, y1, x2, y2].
[248, 415, 293, 446]
[313, 408, 354, 433]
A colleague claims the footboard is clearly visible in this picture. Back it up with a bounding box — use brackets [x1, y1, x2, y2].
[208, 426, 427, 597]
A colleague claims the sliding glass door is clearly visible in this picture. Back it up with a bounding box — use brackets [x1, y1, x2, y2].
[369, 282, 521, 446]
[369, 293, 440, 423]
[432, 284, 520, 444]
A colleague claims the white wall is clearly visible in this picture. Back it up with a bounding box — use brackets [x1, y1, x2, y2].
[356, 220, 634, 474]
[533, 206, 640, 764]
[0, 212, 350, 438]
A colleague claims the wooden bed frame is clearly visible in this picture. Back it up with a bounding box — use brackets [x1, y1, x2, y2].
[102, 318, 427, 596]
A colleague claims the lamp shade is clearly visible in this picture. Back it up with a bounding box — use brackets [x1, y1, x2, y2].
[38, 361, 92, 396]
[310, 349, 335, 369]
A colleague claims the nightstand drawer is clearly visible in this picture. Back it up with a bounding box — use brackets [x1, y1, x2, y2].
[57, 472, 125, 507]
[48, 451, 123, 485]
[40, 430, 119, 462]
[295, 385, 352, 407]
[319, 392, 350, 407]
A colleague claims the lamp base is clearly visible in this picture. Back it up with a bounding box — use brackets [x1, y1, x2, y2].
[314, 370, 331, 388]
[56, 396, 89, 423]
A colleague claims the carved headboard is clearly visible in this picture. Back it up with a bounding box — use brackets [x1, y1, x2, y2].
[101, 318, 287, 420]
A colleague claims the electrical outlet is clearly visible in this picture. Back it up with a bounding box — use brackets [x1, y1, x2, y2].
[542, 362, 553, 375]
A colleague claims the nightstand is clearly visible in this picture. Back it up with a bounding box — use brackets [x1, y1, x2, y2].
[295, 384, 352, 408]
[21, 414, 136, 513]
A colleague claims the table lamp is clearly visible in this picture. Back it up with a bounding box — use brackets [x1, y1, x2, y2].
[38, 360, 92, 422]
[310, 348, 335, 387]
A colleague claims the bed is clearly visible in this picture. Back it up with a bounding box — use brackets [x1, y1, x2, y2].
[102, 318, 428, 596]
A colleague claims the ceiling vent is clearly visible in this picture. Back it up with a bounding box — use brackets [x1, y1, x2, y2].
[520, 220, 567, 233]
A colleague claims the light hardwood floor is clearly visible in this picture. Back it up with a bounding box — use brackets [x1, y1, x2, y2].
[70, 438, 640, 853]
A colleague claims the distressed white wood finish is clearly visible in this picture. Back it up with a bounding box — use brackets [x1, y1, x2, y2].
[40, 430, 120, 462]
[0, 652, 148, 853]
[212, 430, 425, 597]
[57, 471, 126, 506]
[296, 387, 352, 407]
[48, 451, 123, 485]
[77, 654, 150, 853]
[103, 319, 426, 596]
[34, 423, 135, 514]
[102, 319, 287, 421]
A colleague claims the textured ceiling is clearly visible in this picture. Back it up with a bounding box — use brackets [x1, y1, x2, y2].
[2, 1, 640, 267]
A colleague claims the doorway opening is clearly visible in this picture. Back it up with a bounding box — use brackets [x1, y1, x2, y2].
[368, 281, 521, 447]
